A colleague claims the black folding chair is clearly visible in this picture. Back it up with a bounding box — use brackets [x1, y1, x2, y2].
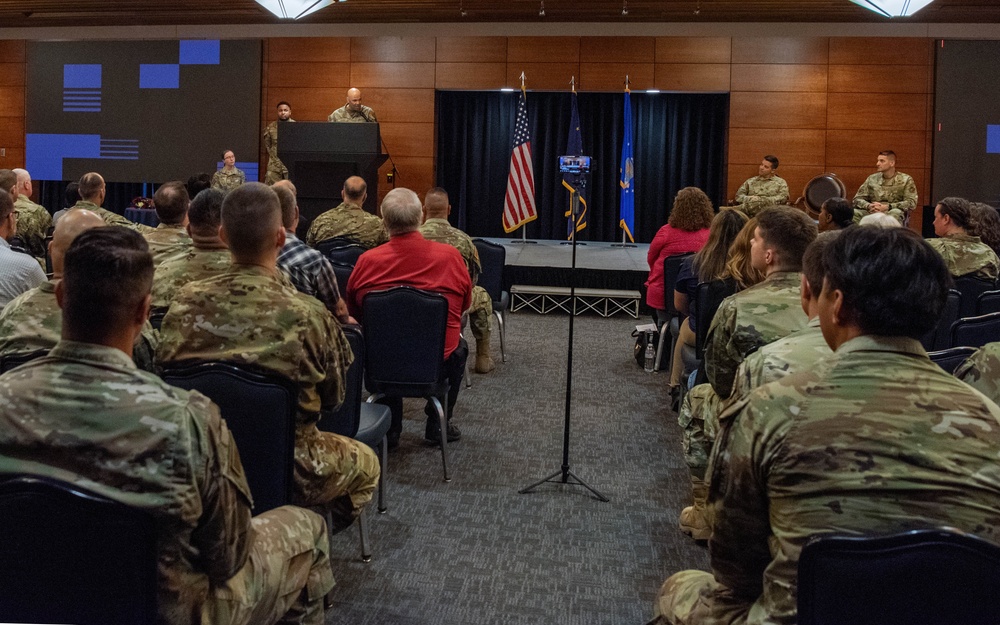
[927, 346, 978, 374]
[654, 252, 694, 372]
[977, 289, 1000, 316]
[920, 289, 960, 352]
[472, 238, 509, 363]
[950, 311, 1000, 350]
[316, 237, 367, 266]
[0, 475, 157, 625]
[330, 260, 354, 301]
[799, 528, 1000, 625]
[954, 275, 998, 320]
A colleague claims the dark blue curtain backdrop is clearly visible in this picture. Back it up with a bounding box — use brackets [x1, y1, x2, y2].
[436, 90, 729, 243]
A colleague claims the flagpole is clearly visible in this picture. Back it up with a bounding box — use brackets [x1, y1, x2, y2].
[509, 71, 538, 245]
[612, 74, 638, 249]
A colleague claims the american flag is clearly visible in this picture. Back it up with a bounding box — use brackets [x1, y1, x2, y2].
[502, 87, 537, 233]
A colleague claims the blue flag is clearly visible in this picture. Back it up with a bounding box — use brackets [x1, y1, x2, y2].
[619, 89, 635, 243]
[562, 90, 587, 239]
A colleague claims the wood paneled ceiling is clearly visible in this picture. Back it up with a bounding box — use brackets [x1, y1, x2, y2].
[2, 0, 999, 27]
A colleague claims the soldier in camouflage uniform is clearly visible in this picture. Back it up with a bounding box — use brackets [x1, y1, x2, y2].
[264, 101, 294, 185]
[0, 210, 158, 371]
[654, 226, 1000, 625]
[927, 196, 1000, 279]
[328, 88, 378, 123]
[143, 180, 193, 266]
[11, 168, 53, 260]
[157, 183, 379, 533]
[70, 172, 153, 233]
[955, 341, 1000, 404]
[306, 175, 388, 248]
[211, 149, 246, 192]
[0, 227, 333, 625]
[734, 155, 789, 217]
[678, 206, 815, 540]
[150, 188, 231, 314]
[852, 150, 918, 224]
[420, 187, 496, 373]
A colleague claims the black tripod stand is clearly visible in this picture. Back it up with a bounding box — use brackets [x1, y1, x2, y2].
[520, 159, 608, 502]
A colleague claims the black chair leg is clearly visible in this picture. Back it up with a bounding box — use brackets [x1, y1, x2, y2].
[430, 396, 450, 482]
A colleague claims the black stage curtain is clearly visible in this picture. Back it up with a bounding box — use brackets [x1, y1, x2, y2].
[436, 90, 729, 243]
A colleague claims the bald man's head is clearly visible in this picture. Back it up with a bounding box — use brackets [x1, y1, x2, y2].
[342, 176, 367, 204]
[423, 187, 450, 220]
[51, 209, 105, 276]
[78, 172, 105, 204]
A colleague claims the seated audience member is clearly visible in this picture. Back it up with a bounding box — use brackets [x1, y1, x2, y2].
[273, 180, 350, 324]
[306, 176, 388, 248]
[420, 187, 496, 373]
[0, 189, 46, 308]
[928, 196, 1000, 279]
[211, 149, 246, 193]
[858, 211, 902, 228]
[186, 172, 213, 199]
[69, 172, 150, 232]
[653, 226, 1000, 625]
[347, 187, 473, 448]
[678, 206, 816, 540]
[817, 197, 854, 232]
[645, 187, 714, 326]
[670, 209, 749, 391]
[734, 155, 789, 216]
[144, 181, 193, 266]
[956, 341, 1000, 404]
[11, 168, 53, 260]
[968, 202, 1000, 259]
[51, 182, 81, 226]
[0, 227, 334, 625]
[150, 189, 231, 316]
[156, 182, 379, 533]
[722, 215, 765, 290]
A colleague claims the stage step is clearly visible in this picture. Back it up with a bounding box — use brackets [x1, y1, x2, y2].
[510, 285, 640, 318]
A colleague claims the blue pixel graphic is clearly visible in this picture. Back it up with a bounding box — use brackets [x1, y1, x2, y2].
[180, 40, 220, 65]
[63, 64, 102, 112]
[63, 65, 101, 89]
[988, 125, 1000, 154]
[140, 64, 180, 89]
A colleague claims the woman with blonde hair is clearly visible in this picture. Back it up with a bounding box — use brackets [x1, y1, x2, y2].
[724, 216, 766, 290]
[645, 187, 715, 324]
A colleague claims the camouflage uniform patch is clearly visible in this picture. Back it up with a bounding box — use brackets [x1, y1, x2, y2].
[955, 341, 1000, 405]
[734, 175, 789, 217]
[151, 247, 233, 312]
[927, 234, 1000, 280]
[211, 168, 246, 193]
[70, 199, 153, 233]
[13, 196, 52, 260]
[263, 119, 294, 185]
[328, 104, 377, 123]
[143, 223, 193, 267]
[852, 171, 918, 223]
[306, 202, 388, 249]
[420, 217, 493, 341]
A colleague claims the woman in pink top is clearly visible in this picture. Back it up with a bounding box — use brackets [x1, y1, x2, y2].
[645, 187, 714, 321]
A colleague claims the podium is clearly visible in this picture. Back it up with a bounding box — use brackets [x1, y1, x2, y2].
[277, 122, 388, 238]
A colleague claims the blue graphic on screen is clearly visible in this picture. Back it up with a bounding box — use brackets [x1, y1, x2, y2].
[988, 125, 1000, 154]
[63, 64, 101, 113]
[27, 39, 261, 183]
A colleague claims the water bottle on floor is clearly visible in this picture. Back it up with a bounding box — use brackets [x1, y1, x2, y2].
[644, 331, 655, 373]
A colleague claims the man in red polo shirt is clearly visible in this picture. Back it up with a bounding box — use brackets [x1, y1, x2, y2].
[347, 187, 472, 448]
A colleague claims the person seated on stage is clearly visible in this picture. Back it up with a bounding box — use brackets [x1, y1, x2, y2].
[852, 149, 918, 224]
[347, 187, 472, 449]
[328, 88, 378, 123]
[68, 172, 151, 233]
[669, 208, 749, 393]
[678, 207, 815, 541]
[144, 181, 193, 266]
[156, 182, 379, 534]
[306, 176, 388, 249]
[0, 188, 46, 309]
[734, 155, 788, 217]
[0, 226, 335, 625]
[645, 187, 714, 327]
[211, 149, 246, 193]
[150, 188, 231, 317]
[273, 180, 351, 324]
[51, 182, 80, 227]
[11, 168, 53, 261]
[652, 226, 1000, 625]
[968, 201, 1000, 260]
[928, 196, 1000, 280]
[420, 187, 496, 373]
[817, 197, 854, 233]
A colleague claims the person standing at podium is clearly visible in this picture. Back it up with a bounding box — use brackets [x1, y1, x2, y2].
[328, 88, 378, 123]
[264, 101, 294, 185]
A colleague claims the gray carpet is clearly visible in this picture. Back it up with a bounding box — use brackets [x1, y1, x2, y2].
[326, 311, 709, 624]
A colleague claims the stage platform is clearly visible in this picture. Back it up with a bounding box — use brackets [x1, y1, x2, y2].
[481, 238, 651, 314]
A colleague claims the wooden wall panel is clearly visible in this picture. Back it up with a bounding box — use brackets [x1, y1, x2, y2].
[653, 64, 730, 92]
[268, 38, 350, 62]
[264, 88, 346, 121]
[380, 157, 436, 198]
[730, 92, 827, 129]
[267, 62, 351, 88]
[730, 64, 827, 92]
[0, 86, 24, 118]
[0, 40, 25, 62]
[351, 37, 435, 62]
[508, 63, 581, 90]
[0, 117, 24, 148]
[731, 38, 829, 65]
[435, 62, 507, 90]
[350, 62, 436, 88]
[0, 63, 25, 87]
[579, 63, 654, 91]
[730, 129, 826, 166]
[379, 122, 435, 158]
[655, 37, 731, 64]
[363, 88, 435, 123]
[827, 93, 927, 131]
[437, 37, 506, 63]
[825, 130, 927, 168]
[829, 38, 932, 66]
[507, 37, 580, 63]
[0, 149, 25, 169]
[579, 37, 655, 63]
[828, 65, 929, 94]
